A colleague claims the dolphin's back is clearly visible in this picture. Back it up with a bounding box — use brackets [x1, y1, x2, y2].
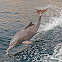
[10, 16, 41, 45]
[10, 24, 36, 45]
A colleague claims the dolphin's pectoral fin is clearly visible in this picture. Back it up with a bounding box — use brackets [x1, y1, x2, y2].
[24, 21, 34, 29]
[22, 41, 32, 44]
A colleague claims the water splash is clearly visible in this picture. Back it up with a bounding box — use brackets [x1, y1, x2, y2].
[35, 3, 51, 10]
[38, 9, 62, 32]
[45, 42, 62, 62]
[53, 42, 62, 60]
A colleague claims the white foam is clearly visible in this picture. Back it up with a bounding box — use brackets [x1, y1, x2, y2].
[36, 42, 62, 62]
[6, 52, 9, 55]
[49, 42, 62, 62]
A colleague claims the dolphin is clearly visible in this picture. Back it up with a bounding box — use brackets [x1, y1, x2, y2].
[6, 8, 48, 54]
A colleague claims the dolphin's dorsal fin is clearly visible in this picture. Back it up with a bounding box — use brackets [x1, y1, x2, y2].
[24, 21, 34, 29]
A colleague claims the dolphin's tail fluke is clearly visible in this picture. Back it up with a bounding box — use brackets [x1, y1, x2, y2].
[35, 8, 48, 16]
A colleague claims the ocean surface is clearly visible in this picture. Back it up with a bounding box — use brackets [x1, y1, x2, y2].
[0, 0, 62, 62]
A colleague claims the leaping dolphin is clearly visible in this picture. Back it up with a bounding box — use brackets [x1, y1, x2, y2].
[6, 8, 48, 54]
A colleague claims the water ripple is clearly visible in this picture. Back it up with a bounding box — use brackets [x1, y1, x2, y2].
[0, 12, 20, 15]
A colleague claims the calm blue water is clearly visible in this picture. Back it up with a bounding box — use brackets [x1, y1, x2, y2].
[0, 0, 62, 62]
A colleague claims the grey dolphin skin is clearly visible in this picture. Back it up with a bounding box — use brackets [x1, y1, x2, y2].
[6, 8, 48, 54]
